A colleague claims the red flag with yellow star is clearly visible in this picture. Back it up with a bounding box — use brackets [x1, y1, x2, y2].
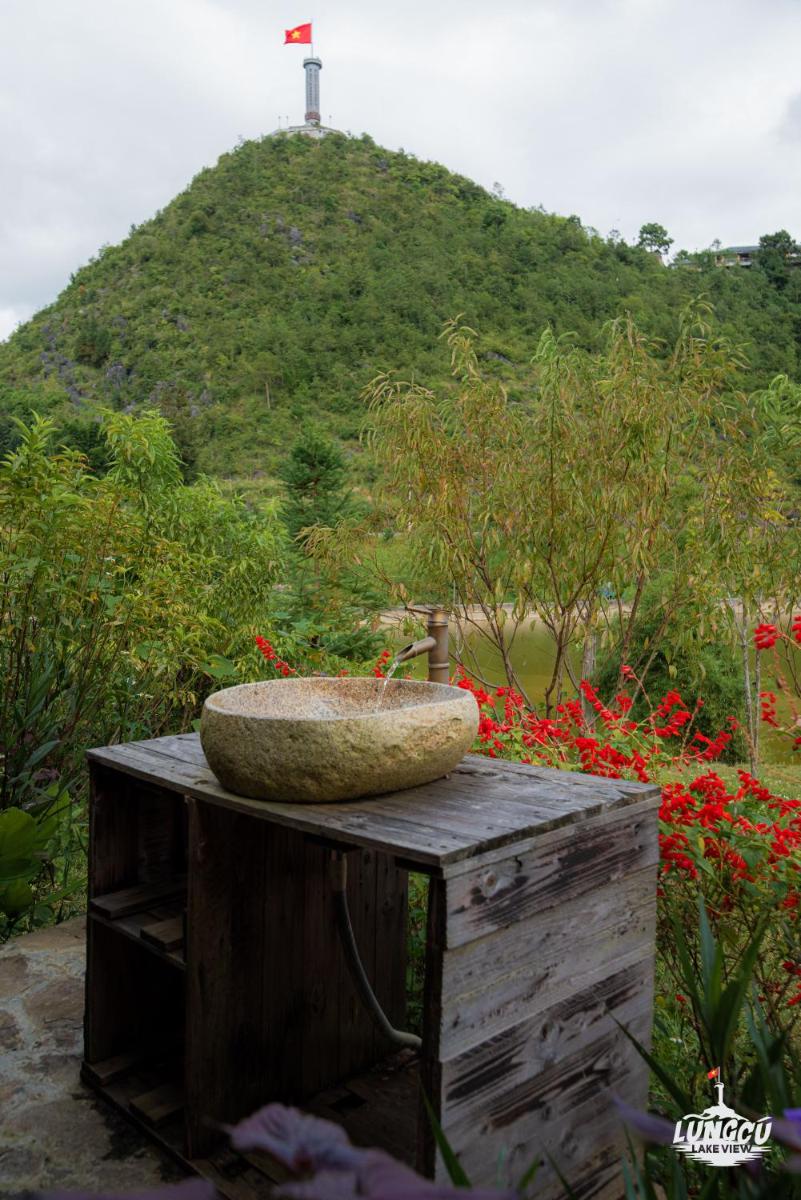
[285, 23, 312, 44]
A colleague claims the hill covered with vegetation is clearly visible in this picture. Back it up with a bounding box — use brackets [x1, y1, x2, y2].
[1, 131, 800, 487]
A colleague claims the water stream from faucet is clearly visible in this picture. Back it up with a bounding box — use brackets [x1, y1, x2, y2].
[376, 655, 402, 710]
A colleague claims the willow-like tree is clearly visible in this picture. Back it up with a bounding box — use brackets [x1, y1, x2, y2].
[350, 307, 786, 716]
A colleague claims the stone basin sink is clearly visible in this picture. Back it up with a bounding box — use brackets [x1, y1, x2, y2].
[200, 677, 479, 803]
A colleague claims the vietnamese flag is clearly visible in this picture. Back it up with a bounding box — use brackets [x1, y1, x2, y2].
[285, 23, 312, 44]
[707, 1066, 720, 1080]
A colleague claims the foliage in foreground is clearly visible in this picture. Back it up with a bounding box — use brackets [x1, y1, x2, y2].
[0, 411, 285, 932]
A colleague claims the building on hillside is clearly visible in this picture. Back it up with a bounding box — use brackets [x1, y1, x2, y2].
[715, 245, 759, 268]
[715, 244, 801, 269]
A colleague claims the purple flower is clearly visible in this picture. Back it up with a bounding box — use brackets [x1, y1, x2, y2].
[771, 1111, 801, 1153]
[227, 1105, 364, 1173]
[613, 1096, 677, 1146]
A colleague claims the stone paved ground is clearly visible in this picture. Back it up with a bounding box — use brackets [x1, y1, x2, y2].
[0, 918, 186, 1198]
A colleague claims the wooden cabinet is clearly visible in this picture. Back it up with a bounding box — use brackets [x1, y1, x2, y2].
[83, 734, 659, 1198]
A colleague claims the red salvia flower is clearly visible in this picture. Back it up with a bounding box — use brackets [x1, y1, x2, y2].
[754, 623, 779, 650]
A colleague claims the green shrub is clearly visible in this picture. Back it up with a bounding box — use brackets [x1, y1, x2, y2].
[595, 593, 748, 762]
[0, 411, 285, 936]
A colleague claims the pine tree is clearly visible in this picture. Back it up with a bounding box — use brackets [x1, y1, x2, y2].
[279, 429, 351, 545]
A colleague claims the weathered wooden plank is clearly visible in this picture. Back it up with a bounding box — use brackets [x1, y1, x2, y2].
[443, 1015, 650, 1191]
[439, 867, 657, 1057]
[336, 1054, 418, 1164]
[140, 915, 184, 952]
[417, 875, 447, 1177]
[87, 737, 658, 869]
[185, 798, 271, 1157]
[441, 957, 654, 1130]
[548, 1145, 623, 1200]
[129, 1081, 184, 1128]
[192, 1157, 272, 1200]
[87, 764, 138, 899]
[441, 793, 659, 878]
[293, 806, 477, 864]
[372, 851, 408, 1050]
[137, 732, 207, 766]
[90, 742, 469, 868]
[445, 802, 658, 947]
[89, 910, 186, 970]
[135, 785, 185, 883]
[338, 849, 378, 1073]
[90, 878, 186, 920]
[238, 1148, 290, 1187]
[81, 1050, 142, 1087]
[295, 838, 347, 1095]
[347, 777, 565, 839]
[452, 755, 651, 798]
[184, 803, 403, 1157]
[89, 740, 218, 792]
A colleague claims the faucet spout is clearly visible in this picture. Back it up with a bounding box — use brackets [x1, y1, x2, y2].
[393, 636, 436, 666]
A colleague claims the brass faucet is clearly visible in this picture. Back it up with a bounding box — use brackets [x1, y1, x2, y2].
[393, 606, 449, 683]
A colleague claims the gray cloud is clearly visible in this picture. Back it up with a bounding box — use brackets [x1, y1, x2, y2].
[2, 0, 800, 340]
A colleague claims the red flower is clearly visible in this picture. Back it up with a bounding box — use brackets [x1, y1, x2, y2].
[754, 623, 779, 651]
[254, 636, 296, 676]
[792, 614, 801, 645]
[760, 690, 779, 728]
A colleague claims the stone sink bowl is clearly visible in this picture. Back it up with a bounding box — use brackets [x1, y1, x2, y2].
[200, 676, 478, 803]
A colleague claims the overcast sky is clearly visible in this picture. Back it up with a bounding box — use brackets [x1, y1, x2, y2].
[2, 0, 800, 341]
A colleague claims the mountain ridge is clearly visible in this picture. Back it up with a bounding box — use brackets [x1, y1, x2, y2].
[1, 130, 799, 486]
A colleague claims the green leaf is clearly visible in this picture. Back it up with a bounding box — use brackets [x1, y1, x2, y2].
[17, 738, 60, 775]
[714, 918, 768, 1065]
[516, 1154, 541, 1193]
[612, 1015, 692, 1114]
[698, 898, 722, 1013]
[420, 1088, 471, 1187]
[0, 808, 38, 881]
[202, 654, 238, 681]
[0, 878, 34, 916]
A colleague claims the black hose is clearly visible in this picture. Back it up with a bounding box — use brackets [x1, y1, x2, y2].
[331, 853, 422, 1051]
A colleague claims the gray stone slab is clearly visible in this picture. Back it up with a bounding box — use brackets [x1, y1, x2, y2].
[0, 918, 186, 1197]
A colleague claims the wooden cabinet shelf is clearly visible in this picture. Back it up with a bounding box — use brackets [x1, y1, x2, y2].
[89, 879, 186, 967]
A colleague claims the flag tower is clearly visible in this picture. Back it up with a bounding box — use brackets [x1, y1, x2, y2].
[303, 56, 322, 125]
[276, 22, 337, 138]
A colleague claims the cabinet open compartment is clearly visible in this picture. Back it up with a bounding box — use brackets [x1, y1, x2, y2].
[83, 766, 189, 1146]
